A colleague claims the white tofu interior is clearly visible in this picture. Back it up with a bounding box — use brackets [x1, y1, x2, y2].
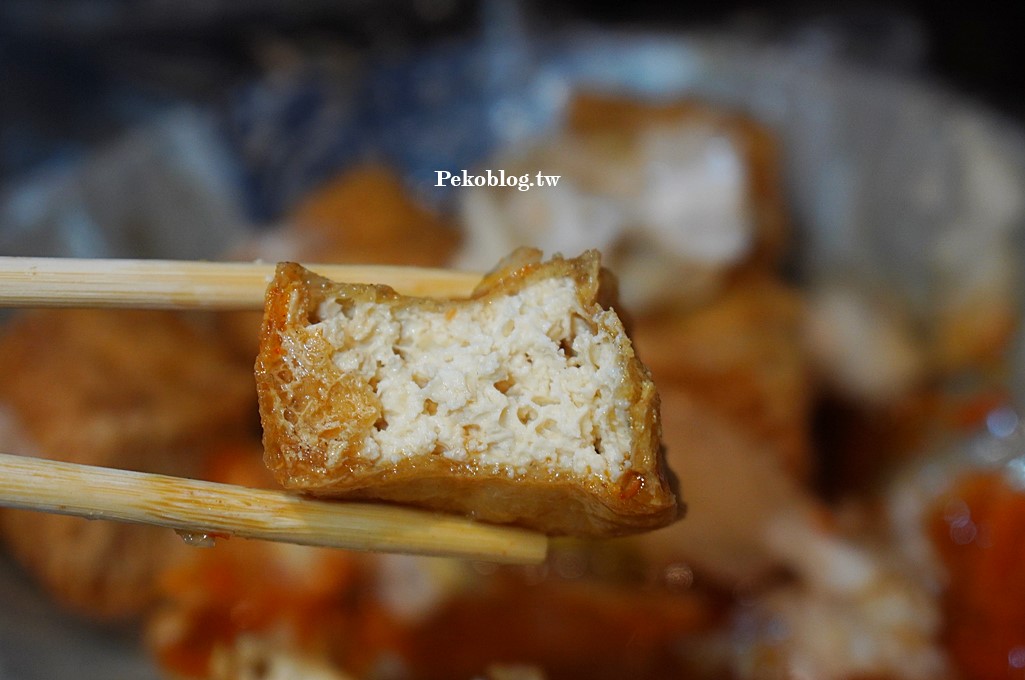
[312, 277, 633, 482]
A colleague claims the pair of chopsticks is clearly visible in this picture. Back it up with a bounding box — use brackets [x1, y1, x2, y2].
[0, 256, 547, 565]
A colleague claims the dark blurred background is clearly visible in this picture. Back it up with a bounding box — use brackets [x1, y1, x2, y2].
[2, 0, 1023, 202]
[562, 1, 1025, 115]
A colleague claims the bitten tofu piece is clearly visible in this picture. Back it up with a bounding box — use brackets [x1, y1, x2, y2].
[255, 248, 678, 536]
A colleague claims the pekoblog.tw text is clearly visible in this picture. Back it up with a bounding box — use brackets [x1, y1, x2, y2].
[435, 170, 560, 192]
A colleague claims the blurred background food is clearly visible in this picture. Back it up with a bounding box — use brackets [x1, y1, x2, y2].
[1, 2, 1025, 679]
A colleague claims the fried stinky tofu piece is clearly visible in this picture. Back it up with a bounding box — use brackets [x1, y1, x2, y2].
[566, 93, 788, 272]
[256, 249, 678, 536]
[624, 277, 817, 582]
[236, 162, 460, 270]
[222, 163, 461, 362]
[0, 309, 256, 620]
[631, 274, 813, 482]
[0, 310, 255, 455]
[633, 387, 818, 584]
[285, 163, 461, 267]
[457, 93, 789, 314]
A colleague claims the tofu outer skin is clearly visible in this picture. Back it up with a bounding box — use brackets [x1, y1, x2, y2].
[255, 249, 678, 536]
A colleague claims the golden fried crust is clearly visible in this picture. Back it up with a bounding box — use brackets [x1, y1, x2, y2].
[256, 250, 677, 537]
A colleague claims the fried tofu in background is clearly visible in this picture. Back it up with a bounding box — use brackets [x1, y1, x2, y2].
[566, 93, 789, 272]
[0, 309, 258, 620]
[457, 93, 790, 315]
[219, 163, 463, 362]
[631, 273, 813, 483]
[285, 163, 461, 267]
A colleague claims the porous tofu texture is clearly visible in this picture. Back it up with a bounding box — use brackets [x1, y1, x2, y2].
[313, 275, 633, 481]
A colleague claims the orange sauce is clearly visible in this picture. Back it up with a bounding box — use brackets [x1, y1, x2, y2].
[928, 470, 1025, 678]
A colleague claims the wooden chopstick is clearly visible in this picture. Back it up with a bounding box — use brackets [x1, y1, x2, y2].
[0, 256, 483, 310]
[0, 453, 547, 564]
[0, 256, 548, 564]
